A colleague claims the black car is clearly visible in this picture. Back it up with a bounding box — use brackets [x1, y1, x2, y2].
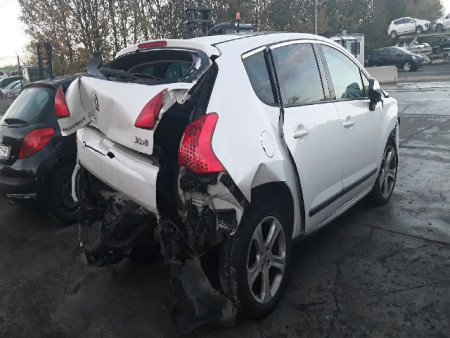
[0, 75, 78, 224]
[433, 37, 450, 54]
[368, 47, 424, 72]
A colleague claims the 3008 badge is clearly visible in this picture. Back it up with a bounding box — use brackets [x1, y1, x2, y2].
[134, 136, 149, 146]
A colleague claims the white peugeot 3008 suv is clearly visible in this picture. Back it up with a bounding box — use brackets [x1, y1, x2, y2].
[56, 33, 398, 330]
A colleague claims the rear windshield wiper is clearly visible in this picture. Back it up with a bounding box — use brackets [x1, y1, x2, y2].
[3, 118, 28, 125]
[99, 67, 137, 80]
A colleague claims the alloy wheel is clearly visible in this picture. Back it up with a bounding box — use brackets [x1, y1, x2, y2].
[403, 62, 411, 71]
[246, 216, 287, 304]
[379, 145, 397, 199]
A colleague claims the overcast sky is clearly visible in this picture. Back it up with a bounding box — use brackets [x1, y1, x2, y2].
[1, 0, 450, 66]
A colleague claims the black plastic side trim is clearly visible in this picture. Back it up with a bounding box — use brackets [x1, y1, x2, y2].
[309, 168, 378, 217]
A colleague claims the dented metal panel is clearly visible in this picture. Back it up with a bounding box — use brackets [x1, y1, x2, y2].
[76, 127, 160, 214]
[61, 77, 191, 155]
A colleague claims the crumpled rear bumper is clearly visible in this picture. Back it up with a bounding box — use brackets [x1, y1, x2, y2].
[76, 127, 160, 214]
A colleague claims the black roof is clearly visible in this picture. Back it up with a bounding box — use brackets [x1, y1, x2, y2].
[24, 73, 86, 90]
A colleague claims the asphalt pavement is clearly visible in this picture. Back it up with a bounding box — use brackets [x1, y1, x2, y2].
[0, 81, 449, 337]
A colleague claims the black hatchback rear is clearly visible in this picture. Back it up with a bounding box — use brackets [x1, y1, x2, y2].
[0, 75, 78, 224]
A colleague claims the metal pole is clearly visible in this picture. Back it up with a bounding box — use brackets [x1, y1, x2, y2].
[17, 54, 22, 90]
[314, 0, 318, 35]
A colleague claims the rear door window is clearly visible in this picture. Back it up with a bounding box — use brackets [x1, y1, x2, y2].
[1, 87, 54, 124]
[271, 43, 325, 106]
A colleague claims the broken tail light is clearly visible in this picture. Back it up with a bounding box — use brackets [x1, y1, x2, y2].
[18, 128, 55, 159]
[55, 85, 70, 118]
[178, 113, 225, 174]
[135, 89, 167, 130]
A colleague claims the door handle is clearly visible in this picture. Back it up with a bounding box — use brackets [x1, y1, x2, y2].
[293, 127, 309, 139]
[343, 120, 354, 128]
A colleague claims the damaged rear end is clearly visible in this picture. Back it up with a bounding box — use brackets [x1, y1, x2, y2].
[58, 40, 245, 331]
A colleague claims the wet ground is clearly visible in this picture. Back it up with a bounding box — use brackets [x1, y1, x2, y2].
[0, 82, 449, 337]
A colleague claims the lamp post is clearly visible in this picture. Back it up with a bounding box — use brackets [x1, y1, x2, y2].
[315, 0, 318, 35]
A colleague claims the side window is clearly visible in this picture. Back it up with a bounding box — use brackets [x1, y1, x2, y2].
[394, 20, 401, 25]
[271, 43, 325, 106]
[379, 49, 389, 56]
[321, 45, 365, 100]
[243, 51, 275, 105]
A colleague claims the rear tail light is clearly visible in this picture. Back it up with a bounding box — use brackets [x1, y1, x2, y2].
[138, 41, 167, 50]
[178, 113, 225, 174]
[55, 85, 70, 118]
[18, 128, 55, 159]
[134, 89, 167, 130]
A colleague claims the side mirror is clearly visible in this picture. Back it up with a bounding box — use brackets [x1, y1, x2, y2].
[368, 78, 382, 111]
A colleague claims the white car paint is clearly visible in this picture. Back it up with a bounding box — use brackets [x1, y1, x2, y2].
[432, 13, 450, 31]
[61, 32, 398, 241]
[387, 17, 431, 37]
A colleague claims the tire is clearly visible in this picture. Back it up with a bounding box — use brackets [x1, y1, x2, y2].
[436, 24, 443, 32]
[416, 26, 423, 34]
[48, 164, 78, 225]
[403, 62, 412, 72]
[219, 199, 292, 318]
[367, 138, 398, 206]
[390, 31, 398, 39]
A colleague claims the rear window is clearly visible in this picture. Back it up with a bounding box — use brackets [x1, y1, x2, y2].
[1, 87, 54, 124]
[108, 49, 201, 83]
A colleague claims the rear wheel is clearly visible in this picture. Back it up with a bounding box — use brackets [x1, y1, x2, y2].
[416, 26, 423, 34]
[219, 199, 291, 318]
[368, 138, 398, 205]
[48, 164, 78, 225]
[390, 31, 398, 39]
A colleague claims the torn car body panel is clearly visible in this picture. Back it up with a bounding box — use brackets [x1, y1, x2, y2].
[76, 126, 160, 214]
[61, 77, 192, 155]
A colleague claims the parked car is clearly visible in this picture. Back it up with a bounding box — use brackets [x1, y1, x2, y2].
[0, 75, 78, 224]
[433, 36, 450, 53]
[57, 33, 398, 329]
[0, 75, 21, 90]
[368, 46, 424, 71]
[387, 17, 431, 38]
[0, 79, 25, 99]
[432, 13, 450, 32]
[394, 38, 432, 56]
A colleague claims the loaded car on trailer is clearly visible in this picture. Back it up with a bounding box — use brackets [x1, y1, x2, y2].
[56, 33, 399, 330]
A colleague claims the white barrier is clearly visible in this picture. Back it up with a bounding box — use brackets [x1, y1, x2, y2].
[365, 66, 398, 83]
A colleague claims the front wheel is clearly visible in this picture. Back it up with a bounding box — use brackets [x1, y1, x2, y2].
[436, 24, 444, 32]
[368, 138, 398, 205]
[416, 26, 423, 34]
[403, 62, 412, 72]
[219, 200, 291, 318]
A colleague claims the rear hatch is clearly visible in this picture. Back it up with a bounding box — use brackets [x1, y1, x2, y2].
[0, 86, 56, 165]
[60, 41, 220, 156]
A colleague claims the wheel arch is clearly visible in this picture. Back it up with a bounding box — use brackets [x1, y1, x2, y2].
[250, 181, 302, 239]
